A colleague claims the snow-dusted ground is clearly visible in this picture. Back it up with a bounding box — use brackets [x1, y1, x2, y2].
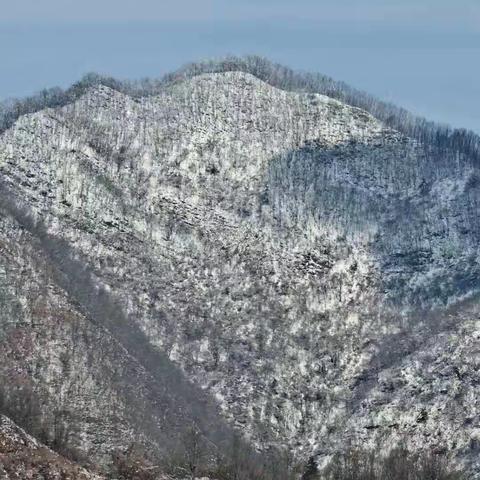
[0, 71, 479, 473]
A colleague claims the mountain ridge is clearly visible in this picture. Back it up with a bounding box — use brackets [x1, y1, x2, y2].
[0, 61, 479, 476]
[2, 56, 479, 159]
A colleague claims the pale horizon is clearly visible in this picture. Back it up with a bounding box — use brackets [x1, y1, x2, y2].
[1, 0, 479, 133]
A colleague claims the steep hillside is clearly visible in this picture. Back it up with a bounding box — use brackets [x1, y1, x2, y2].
[0, 414, 103, 479]
[0, 66, 479, 475]
[0, 179, 231, 463]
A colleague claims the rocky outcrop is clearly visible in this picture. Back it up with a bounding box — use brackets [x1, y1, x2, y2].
[0, 69, 479, 474]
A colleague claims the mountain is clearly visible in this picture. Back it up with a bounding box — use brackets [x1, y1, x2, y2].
[0, 57, 479, 477]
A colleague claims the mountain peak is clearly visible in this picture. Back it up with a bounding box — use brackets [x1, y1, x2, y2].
[1, 58, 479, 477]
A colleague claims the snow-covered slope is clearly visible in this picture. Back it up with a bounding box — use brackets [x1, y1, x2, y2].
[0, 70, 479, 474]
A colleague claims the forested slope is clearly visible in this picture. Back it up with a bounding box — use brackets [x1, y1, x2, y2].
[0, 61, 479, 477]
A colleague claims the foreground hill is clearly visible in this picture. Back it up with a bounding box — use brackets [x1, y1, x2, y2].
[0, 60, 479, 475]
[0, 414, 103, 479]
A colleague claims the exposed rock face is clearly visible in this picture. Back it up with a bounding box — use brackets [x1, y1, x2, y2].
[0, 70, 479, 473]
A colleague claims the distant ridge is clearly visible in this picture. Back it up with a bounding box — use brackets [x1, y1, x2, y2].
[1, 56, 479, 163]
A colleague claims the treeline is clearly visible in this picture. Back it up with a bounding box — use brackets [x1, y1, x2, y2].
[1, 349, 463, 480]
[0, 382, 465, 480]
[165, 56, 480, 165]
[1, 56, 479, 166]
[0, 381, 89, 465]
[0, 73, 124, 133]
[314, 446, 464, 480]
[112, 426, 300, 480]
[111, 438, 464, 480]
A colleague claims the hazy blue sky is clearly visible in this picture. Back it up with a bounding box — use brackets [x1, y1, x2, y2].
[1, 0, 479, 132]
